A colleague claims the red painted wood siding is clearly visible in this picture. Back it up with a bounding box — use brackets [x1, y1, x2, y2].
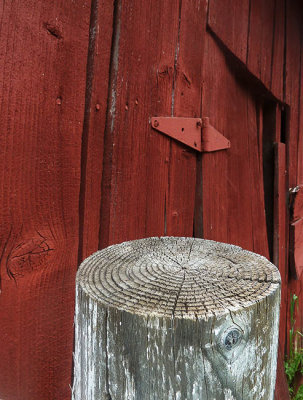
[1, 0, 303, 399]
[0, 1, 91, 399]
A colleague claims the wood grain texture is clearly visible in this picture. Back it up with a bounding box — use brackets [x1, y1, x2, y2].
[99, 0, 178, 247]
[208, 0, 285, 102]
[74, 237, 281, 400]
[297, 27, 303, 184]
[270, 0, 285, 100]
[247, 96, 270, 258]
[290, 186, 303, 222]
[289, 186, 303, 279]
[201, 33, 269, 258]
[1, 1, 303, 398]
[165, 0, 207, 237]
[285, 0, 303, 365]
[99, 0, 207, 247]
[285, 0, 301, 187]
[247, 0, 275, 90]
[78, 0, 114, 262]
[273, 143, 287, 355]
[289, 219, 303, 279]
[208, 0, 250, 63]
[199, 34, 228, 244]
[0, 1, 90, 399]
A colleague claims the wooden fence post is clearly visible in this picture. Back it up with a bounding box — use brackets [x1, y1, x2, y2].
[73, 237, 281, 400]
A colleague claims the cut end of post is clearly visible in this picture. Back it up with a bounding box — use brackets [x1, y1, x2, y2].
[77, 236, 281, 320]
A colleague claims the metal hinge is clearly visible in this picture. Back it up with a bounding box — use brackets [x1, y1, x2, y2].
[151, 117, 230, 152]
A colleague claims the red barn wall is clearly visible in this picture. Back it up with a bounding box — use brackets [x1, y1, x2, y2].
[0, 0, 302, 399]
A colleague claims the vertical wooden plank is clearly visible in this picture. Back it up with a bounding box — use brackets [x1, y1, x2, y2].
[99, 0, 177, 247]
[271, 0, 285, 100]
[271, 111, 289, 398]
[262, 105, 289, 397]
[166, 0, 207, 236]
[78, 0, 114, 261]
[289, 219, 303, 279]
[262, 103, 279, 260]
[285, 0, 301, 188]
[289, 187, 303, 277]
[202, 34, 269, 255]
[208, 0, 249, 64]
[247, 97, 270, 258]
[273, 143, 287, 352]
[200, 34, 228, 243]
[247, 0, 275, 89]
[287, 185, 303, 376]
[297, 33, 303, 184]
[285, 0, 303, 358]
[0, 1, 90, 399]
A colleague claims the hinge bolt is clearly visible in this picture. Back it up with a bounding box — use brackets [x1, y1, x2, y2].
[154, 120, 159, 127]
[196, 120, 202, 128]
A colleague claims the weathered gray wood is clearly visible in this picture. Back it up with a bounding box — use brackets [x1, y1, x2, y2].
[73, 237, 281, 400]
